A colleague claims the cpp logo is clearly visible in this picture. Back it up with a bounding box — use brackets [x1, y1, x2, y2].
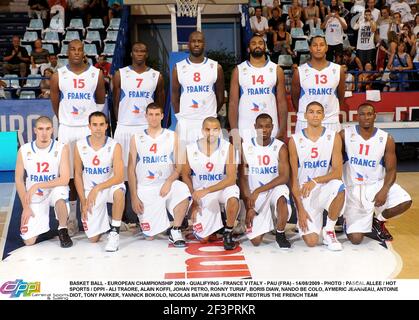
[0, 280, 41, 298]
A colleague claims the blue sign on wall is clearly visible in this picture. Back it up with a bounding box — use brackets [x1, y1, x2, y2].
[0, 131, 18, 170]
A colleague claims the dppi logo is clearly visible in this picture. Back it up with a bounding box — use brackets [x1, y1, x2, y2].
[0, 279, 41, 298]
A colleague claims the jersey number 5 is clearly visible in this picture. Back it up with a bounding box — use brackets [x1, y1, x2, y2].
[311, 147, 318, 158]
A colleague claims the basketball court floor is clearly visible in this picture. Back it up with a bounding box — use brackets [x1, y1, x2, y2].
[0, 172, 417, 281]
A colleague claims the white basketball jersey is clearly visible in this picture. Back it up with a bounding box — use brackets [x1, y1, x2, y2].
[242, 138, 284, 192]
[58, 65, 100, 126]
[76, 136, 117, 191]
[238, 60, 278, 135]
[343, 125, 387, 187]
[292, 128, 335, 186]
[298, 62, 341, 123]
[187, 138, 231, 190]
[21, 140, 65, 203]
[176, 57, 218, 120]
[134, 129, 175, 187]
[117, 66, 160, 126]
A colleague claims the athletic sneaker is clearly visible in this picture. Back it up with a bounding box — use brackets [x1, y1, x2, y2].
[372, 217, 393, 241]
[58, 228, 73, 248]
[322, 229, 343, 251]
[276, 231, 291, 249]
[105, 231, 119, 252]
[169, 228, 186, 248]
[223, 231, 236, 250]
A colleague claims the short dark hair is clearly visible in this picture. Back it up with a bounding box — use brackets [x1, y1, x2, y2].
[89, 111, 108, 124]
[132, 42, 147, 51]
[146, 102, 164, 113]
[249, 34, 266, 47]
[306, 101, 324, 112]
[255, 113, 273, 123]
[309, 35, 327, 46]
[358, 103, 376, 112]
[202, 116, 220, 128]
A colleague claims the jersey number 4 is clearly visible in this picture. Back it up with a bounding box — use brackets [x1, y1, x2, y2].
[149, 143, 157, 154]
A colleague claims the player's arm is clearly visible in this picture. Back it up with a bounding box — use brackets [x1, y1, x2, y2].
[127, 136, 143, 214]
[160, 132, 182, 197]
[338, 66, 346, 108]
[181, 151, 200, 222]
[50, 72, 60, 118]
[374, 135, 397, 207]
[171, 66, 181, 114]
[155, 73, 166, 111]
[95, 70, 106, 106]
[291, 68, 300, 112]
[276, 66, 289, 141]
[288, 137, 304, 211]
[96, 144, 124, 193]
[339, 129, 346, 155]
[255, 145, 290, 195]
[15, 150, 36, 227]
[73, 144, 87, 218]
[338, 16, 348, 30]
[112, 69, 121, 121]
[228, 67, 239, 131]
[238, 145, 251, 204]
[15, 150, 29, 210]
[201, 144, 236, 196]
[215, 64, 225, 113]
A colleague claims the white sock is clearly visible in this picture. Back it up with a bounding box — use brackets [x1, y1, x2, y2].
[69, 201, 77, 220]
[276, 229, 285, 233]
[376, 213, 387, 222]
[324, 216, 337, 232]
[111, 219, 121, 227]
[58, 226, 67, 230]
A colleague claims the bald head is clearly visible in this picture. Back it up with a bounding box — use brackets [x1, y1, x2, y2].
[188, 31, 205, 58]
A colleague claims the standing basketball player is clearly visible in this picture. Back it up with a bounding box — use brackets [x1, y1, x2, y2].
[74, 112, 125, 251]
[239, 113, 292, 248]
[113, 42, 165, 178]
[229, 35, 288, 144]
[289, 101, 345, 251]
[341, 103, 412, 244]
[127, 103, 190, 247]
[50, 39, 106, 235]
[172, 31, 224, 145]
[182, 117, 240, 250]
[291, 35, 345, 133]
[15, 116, 73, 248]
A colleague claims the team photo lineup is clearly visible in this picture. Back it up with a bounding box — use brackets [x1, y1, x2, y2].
[15, 27, 413, 259]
